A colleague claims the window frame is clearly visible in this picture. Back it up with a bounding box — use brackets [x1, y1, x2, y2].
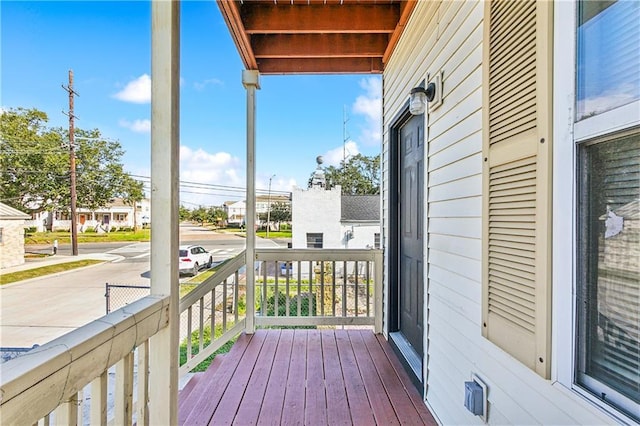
[553, 1, 640, 422]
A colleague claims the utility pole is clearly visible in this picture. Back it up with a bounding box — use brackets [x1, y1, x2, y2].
[62, 70, 79, 256]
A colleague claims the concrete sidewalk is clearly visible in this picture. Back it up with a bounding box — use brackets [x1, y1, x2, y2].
[2, 252, 124, 275]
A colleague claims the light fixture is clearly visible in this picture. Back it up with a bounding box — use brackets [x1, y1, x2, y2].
[409, 82, 436, 115]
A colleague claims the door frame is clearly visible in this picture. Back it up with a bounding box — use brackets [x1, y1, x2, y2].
[388, 102, 426, 391]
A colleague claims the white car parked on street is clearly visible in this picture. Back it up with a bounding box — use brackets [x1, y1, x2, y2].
[179, 245, 213, 276]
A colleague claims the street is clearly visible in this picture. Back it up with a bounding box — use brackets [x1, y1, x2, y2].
[0, 224, 283, 348]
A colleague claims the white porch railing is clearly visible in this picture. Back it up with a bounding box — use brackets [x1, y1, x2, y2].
[0, 295, 170, 425]
[0, 248, 383, 425]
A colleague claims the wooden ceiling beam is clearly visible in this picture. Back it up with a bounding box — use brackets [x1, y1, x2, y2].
[383, 0, 417, 64]
[216, 0, 257, 69]
[241, 4, 400, 34]
[257, 57, 384, 74]
[251, 34, 389, 58]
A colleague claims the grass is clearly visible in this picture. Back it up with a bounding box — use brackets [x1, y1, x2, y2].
[179, 324, 238, 372]
[256, 230, 292, 239]
[25, 229, 151, 245]
[0, 259, 104, 285]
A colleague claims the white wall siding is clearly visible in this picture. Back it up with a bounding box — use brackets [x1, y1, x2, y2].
[383, 0, 613, 424]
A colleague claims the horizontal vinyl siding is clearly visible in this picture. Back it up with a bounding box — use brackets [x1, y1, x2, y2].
[383, 0, 614, 424]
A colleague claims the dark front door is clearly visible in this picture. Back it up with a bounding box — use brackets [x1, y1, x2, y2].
[398, 113, 424, 358]
[389, 108, 425, 389]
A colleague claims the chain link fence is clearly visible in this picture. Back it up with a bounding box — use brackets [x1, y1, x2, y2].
[105, 283, 151, 314]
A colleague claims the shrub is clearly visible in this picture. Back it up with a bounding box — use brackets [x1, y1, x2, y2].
[24, 226, 37, 235]
[265, 292, 316, 317]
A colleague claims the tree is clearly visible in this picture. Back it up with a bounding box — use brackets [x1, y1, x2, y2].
[259, 201, 291, 230]
[179, 205, 191, 221]
[308, 153, 380, 195]
[0, 108, 68, 213]
[206, 206, 227, 226]
[120, 176, 145, 230]
[0, 107, 137, 214]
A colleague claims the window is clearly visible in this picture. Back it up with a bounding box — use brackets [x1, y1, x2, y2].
[576, 132, 640, 418]
[574, 1, 640, 420]
[0, 228, 3, 244]
[306, 233, 323, 249]
[374, 233, 380, 249]
[576, 1, 640, 120]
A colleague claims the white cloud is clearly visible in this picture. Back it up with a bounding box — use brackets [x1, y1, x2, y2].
[352, 77, 382, 146]
[119, 118, 151, 133]
[113, 74, 151, 104]
[322, 141, 360, 167]
[179, 146, 244, 206]
[194, 78, 224, 91]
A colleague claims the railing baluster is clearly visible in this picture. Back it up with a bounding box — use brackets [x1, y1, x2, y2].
[90, 371, 107, 425]
[223, 277, 228, 331]
[262, 260, 268, 317]
[274, 261, 280, 317]
[354, 261, 359, 317]
[285, 261, 290, 317]
[137, 342, 150, 426]
[332, 260, 336, 317]
[308, 261, 314, 316]
[297, 261, 302, 316]
[343, 261, 348, 318]
[366, 260, 371, 317]
[320, 261, 325, 316]
[115, 352, 134, 426]
[54, 393, 78, 426]
[187, 306, 193, 358]
[214, 288, 219, 334]
[234, 271, 239, 322]
[199, 297, 205, 352]
[38, 413, 51, 426]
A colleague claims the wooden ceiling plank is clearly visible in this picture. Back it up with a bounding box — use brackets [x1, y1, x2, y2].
[257, 57, 384, 74]
[251, 34, 389, 58]
[241, 4, 400, 34]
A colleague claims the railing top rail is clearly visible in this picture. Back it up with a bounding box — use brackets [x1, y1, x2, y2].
[0, 295, 170, 425]
[255, 248, 382, 262]
[179, 249, 246, 313]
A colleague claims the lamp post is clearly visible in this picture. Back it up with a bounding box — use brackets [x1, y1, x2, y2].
[266, 174, 275, 238]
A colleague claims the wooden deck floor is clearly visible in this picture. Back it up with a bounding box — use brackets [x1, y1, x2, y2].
[179, 329, 436, 425]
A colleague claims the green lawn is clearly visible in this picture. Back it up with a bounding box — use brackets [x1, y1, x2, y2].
[255, 230, 292, 239]
[0, 260, 104, 285]
[25, 229, 151, 245]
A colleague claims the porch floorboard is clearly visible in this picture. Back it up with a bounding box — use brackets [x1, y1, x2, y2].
[179, 329, 437, 425]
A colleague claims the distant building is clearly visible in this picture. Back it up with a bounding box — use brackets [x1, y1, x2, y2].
[28, 198, 151, 232]
[0, 202, 31, 269]
[292, 184, 380, 250]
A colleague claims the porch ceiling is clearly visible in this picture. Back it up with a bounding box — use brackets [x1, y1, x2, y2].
[216, 0, 417, 74]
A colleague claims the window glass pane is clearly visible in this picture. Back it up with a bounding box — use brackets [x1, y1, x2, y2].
[577, 133, 640, 418]
[306, 233, 323, 249]
[576, 0, 640, 120]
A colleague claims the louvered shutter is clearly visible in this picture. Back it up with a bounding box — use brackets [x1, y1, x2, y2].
[482, 0, 552, 379]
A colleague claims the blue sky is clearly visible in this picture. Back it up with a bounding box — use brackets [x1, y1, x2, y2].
[1, 1, 382, 207]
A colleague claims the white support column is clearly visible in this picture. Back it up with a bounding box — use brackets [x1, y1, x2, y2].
[243, 69, 260, 334]
[149, 1, 180, 424]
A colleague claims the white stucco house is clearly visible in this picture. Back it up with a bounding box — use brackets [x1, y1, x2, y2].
[0, 202, 31, 269]
[292, 185, 380, 250]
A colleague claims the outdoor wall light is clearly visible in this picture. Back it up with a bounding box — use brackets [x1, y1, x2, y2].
[409, 82, 436, 115]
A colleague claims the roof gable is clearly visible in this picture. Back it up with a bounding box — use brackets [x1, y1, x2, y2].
[0, 202, 31, 220]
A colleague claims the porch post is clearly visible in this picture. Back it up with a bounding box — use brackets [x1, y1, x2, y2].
[243, 69, 260, 334]
[149, 1, 180, 424]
